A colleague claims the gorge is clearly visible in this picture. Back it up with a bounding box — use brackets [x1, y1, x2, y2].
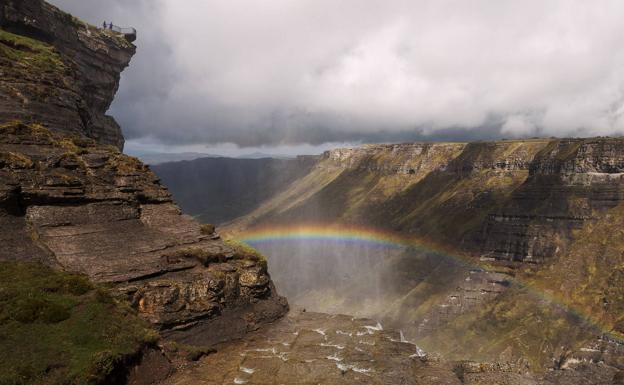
[157, 140, 624, 381]
[0, 1, 623, 384]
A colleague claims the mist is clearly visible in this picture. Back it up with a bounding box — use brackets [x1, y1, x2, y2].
[247, 240, 398, 314]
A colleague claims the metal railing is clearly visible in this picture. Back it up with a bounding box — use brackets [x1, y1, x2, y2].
[104, 24, 137, 42]
[110, 25, 136, 35]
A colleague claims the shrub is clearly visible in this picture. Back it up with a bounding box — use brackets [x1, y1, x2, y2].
[200, 224, 216, 235]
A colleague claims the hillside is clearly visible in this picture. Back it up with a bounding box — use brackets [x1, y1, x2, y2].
[219, 140, 624, 370]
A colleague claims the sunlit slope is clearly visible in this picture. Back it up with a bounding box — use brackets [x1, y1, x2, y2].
[225, 140, 549, 252]
[224, 138, 624, 368]
[420, 203, 624, 369]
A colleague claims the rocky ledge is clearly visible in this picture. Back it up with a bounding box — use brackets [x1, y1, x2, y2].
[0, 0, 135, 148]
[0, 121, 287, 339]
[162, 311, 621, 385]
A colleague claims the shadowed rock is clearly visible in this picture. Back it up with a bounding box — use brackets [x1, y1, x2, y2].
[0, 122, 288, 337]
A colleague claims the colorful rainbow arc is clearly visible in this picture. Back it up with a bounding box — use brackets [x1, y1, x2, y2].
[236, 222, 623, 344]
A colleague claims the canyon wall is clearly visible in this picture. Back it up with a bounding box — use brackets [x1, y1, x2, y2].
[0, 0, 287, 346]
[226, 139, 624, 266]
[215, 139, 624, 368]
[0, 0, 134, 148]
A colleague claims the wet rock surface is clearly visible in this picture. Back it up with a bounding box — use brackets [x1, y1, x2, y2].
[162, 311, 461, 385]
[161, 311, 623, 385]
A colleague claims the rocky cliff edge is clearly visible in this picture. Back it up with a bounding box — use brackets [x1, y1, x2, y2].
[0, 0, 133, 149]
[0, 0, 287, 346]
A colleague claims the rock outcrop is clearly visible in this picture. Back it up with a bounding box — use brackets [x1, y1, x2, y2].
[0, 122, 287, 338]
[0, 0, 287, 344]
[480, 139, 624, 263]
[0, 0, 134, 149]
[162, 310, 621, 385]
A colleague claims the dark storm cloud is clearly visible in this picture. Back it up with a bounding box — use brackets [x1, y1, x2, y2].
[49, 1, 624, 148]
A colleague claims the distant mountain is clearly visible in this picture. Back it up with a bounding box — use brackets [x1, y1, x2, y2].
[151, 156, 319, 224]
[133, 152, 221, 165]
[135, 151, 296, 164]
[236, 152, 294, 159]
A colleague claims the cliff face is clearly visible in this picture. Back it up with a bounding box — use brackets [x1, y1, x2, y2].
[0, 0, 287, 346]
[480, 139, 624, 262]
[219, 139, 624, 368]
[0, 0, 134, 149]
[229, 139, 624, 266]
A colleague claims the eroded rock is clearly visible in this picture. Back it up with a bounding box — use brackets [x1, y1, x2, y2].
[0, 121, 288, 336]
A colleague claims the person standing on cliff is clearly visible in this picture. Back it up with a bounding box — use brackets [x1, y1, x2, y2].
[109, 22, 113, 30]
[102, 21, 107, 29]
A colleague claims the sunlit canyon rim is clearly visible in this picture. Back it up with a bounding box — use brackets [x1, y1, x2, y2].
[1, 1, 624, 384]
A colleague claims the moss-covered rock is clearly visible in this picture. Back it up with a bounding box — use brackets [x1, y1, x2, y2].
[0, 262, 157, 385]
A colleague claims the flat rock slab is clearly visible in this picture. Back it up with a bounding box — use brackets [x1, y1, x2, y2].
[163, 311, 461, 385]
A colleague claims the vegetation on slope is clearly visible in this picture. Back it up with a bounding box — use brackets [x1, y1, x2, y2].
[152, 157, 317, 224]
[222, 139, 624, 369]
[0, 29, 66, 74]
[0, 262, 157, 385]
[531, 203, 624, 339]
[418, 284, 597, 370]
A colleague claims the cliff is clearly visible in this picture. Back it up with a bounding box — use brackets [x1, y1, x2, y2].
[0, 0, 134, 149]
[226, 139, 624, 266]
[218, 139, 624, 370]
[0, 1, 288, 381]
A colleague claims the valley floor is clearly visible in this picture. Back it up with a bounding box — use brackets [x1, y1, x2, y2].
[159, 310, 619, 385]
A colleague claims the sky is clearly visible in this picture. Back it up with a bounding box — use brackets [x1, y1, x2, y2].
[49, 0, 624, 156]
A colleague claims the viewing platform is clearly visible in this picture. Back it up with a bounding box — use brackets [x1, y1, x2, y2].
[106, 24, 136, 42]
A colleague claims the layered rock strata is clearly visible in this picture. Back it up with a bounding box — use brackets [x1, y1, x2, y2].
[0, 122, 287, 337]
[0, 0, 134, 148]
[240, 139, 624, 265]
[0, 0, 288, 342]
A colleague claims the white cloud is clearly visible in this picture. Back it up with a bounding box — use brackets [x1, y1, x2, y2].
[50, 0, 624, 146]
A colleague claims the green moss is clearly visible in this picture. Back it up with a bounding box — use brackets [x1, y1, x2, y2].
[107, 154, 146, 175]
[0, 263, 156, 385]
[0, 121, 53, 141]
[0, 29, 66, 74]
[225, 239, 268, 268]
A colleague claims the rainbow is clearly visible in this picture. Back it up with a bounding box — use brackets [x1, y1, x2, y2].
[239, 223, 412, 249]
[236, 222, 624, 344]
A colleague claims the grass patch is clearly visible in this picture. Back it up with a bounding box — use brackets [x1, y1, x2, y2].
[199, 224, 216, 235]
[0, 262, 157, 385]
[225, 239, 268, 270]
[0, 29, 66, 74]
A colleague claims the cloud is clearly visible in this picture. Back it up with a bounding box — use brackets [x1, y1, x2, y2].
[49, 0, 624, 148]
